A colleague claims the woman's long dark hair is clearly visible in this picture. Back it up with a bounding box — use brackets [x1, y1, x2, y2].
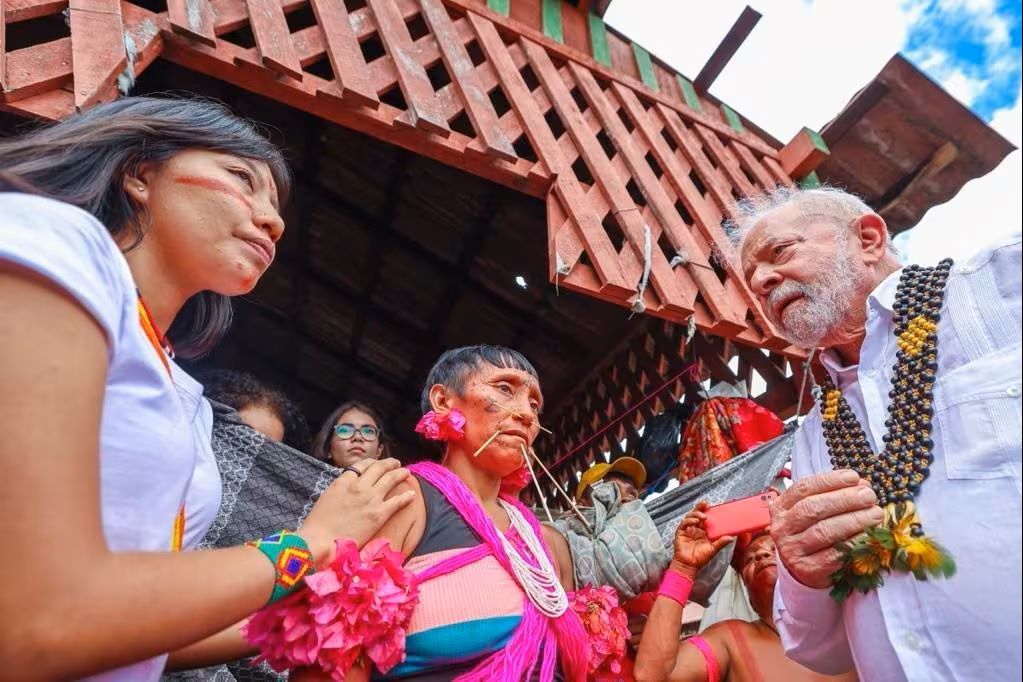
[311, 401, 387, 463]
[0, 96, 292, 358]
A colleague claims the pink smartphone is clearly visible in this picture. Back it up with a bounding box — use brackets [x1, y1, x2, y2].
[703, 489, 779, 541]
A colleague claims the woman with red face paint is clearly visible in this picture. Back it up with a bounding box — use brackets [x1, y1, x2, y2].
[275, 345, 591, 681]
[0, 98, 415, 680]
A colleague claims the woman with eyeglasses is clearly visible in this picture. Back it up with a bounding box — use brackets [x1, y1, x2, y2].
[311, 400, 387, 468]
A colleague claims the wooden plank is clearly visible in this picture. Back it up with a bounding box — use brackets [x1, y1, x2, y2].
[676, 74, 700, 111]
[68, 0, 127, 110]
[2, 0, 66, 23]
[587, 12, 611, 67]
[1, 0, 7, 93]
[0, 85, 74, 119]
[631, 42, 657, 91]
[761, 154, 795, 188]
[122, 3, 165, 84]
[659, 106, 738, 215]
[159, 28, 546, 197]
[245, 0, 304, 80]
[418, 0, 515, 160]
[695, 123, 756, 197]
[572, 62, 750, 330]
[468, 12, 631, 295]
[524, 38, 686, 314]
[778, 126, 830, 179]
[309, 0, 379, 109]
[446, 0, 779, 158]
[820, 79, 887, 147]
[168, 0, 217, 47]
[601, 78, 750, 333]
[654, 102, 788, 343]
[366, 0, 449, 135]
[731, 140, 777, 190]
[540, 0, 562, 43]
[877, 141, 959, 215]
[693, 5, 760, 92]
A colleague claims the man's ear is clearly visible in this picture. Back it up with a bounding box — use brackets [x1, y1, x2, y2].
[853, 212, 891, 266]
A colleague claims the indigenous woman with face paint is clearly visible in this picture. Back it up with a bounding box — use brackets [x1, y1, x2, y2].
[274, 345, 594, 681]
[0, 98, 414, 680]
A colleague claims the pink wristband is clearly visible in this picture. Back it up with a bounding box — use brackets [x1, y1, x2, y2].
[657, 569, 694, 606]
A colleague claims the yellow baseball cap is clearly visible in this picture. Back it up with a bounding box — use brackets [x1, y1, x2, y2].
[574, 456, 647, 501]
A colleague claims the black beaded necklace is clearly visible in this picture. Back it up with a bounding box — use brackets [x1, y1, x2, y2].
[817, 259, 957, 601]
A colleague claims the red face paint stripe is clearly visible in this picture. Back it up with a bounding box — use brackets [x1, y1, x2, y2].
[174, 174, 252, 210]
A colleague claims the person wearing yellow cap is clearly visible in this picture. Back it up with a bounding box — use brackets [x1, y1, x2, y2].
[575, 456, 647, 506]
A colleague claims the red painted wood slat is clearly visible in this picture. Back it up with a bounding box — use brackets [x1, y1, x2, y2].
[1, 0, 67, 23]
[418, 0, 515, 160]
[366, 0, 449, 135]
[0, 37, 71, 102]
[524, 37, 687, 315]
[244, 0, 304, 80]
[1, 1, 7, 93]
[695, 123, 757, 198]
[571, 63, 748, 332]
[168, 0, 217, 47]
[309, 0, 379, 109]
[468, 12, 631, 296]
[68, 0, 126, 110]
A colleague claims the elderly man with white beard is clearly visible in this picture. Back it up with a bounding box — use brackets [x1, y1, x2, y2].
[727, 186, 1021, 681]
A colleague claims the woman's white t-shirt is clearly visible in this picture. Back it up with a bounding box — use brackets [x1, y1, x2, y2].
[0, 193, 221, 680]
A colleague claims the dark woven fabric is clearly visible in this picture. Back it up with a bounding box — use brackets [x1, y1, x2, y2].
[164, 401, 339, 682]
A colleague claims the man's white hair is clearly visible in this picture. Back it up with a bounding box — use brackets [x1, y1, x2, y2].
[722, 185, 896, 261]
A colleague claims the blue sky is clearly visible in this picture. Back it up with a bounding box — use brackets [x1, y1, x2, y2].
[606, 0, 1022, 265]
[903, 0, 1022, 119]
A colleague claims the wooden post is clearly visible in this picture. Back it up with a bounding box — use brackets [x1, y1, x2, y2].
[168, 0, 218, 47]
[778, 126, 830, 179]
[68, 0, 127, 110]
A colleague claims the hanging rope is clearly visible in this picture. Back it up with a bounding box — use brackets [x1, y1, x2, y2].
[630, 223, 652, 317]
[669, 249, 689, 268]
[554, 252, 571, 296]
[795, 347, 818, 420]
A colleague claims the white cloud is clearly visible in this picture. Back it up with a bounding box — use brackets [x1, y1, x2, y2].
[911, 47, 990, 106]
[605, 0, 1020, 266]
[605, 0, 925, 141]
[936, 0, 1012, 49]
[896, 87, 1021, 264]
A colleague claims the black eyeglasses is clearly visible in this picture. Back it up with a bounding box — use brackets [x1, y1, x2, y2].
[334, 423, 379, 441]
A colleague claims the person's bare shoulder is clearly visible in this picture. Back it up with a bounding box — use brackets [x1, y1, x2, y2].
[378, 476, 426, 558]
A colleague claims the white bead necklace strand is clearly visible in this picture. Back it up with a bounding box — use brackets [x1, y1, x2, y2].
[497, 500, 568, 618]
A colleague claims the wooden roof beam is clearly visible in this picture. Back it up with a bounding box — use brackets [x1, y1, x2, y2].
[876, 141, 959, 216]
[693, 5, 761, 94]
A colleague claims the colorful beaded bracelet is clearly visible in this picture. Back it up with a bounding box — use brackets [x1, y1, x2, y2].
[246, 530, 316, 605]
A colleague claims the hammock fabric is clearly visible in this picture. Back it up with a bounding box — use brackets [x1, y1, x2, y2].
[677, 398, 784, 483]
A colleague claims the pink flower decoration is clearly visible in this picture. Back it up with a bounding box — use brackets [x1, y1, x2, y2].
[243, 538, 419, 680]
[500, 464, 533, 494]
[414, 408, 466, 442]
[569, 585, 629, 676]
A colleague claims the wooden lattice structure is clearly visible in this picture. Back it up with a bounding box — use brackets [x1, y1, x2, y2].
[8, 0, 995, 501]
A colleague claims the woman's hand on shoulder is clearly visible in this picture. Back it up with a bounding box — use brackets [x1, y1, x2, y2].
[299, 458, 417, 569]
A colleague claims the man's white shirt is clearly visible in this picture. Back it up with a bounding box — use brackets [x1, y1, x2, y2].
[773, 233, 1022, 682]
